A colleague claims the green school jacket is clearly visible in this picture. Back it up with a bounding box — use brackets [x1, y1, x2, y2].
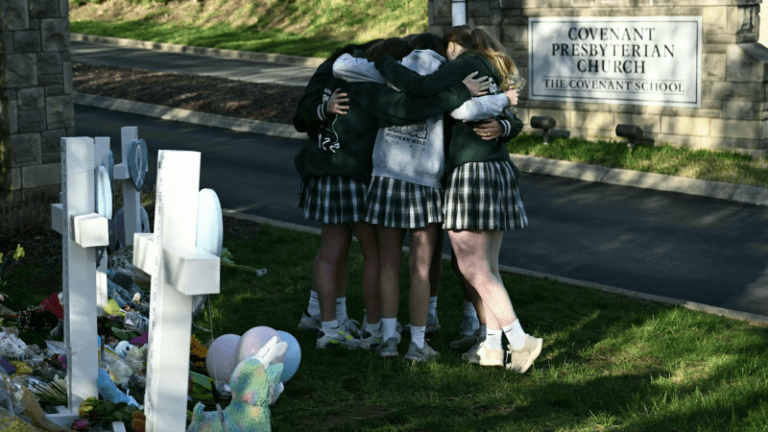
[292, 57, 336, 138]
[294, 79, 472, 185]
[293, 49, 369, 138]
[374, 53, 524, 175]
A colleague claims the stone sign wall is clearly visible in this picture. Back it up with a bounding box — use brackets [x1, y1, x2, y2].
[1, 0, 73, 199]
[428, 0, 768, 158]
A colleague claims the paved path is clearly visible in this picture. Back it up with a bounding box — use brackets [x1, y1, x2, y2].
[72, 36, 318, 86]
[71, 37, 768, 322]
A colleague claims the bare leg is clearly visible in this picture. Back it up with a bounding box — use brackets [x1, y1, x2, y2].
[451, 250, 485, 325]
[314, 224, 352, 322]
[430, 228, 443, 298]
[352, 222, 380, 325]
[336, 246, 348, 299]
[408, 224, 438, 327]
[378, 226, 404, 320]
[448, 229, 517, 328]
[309, 246, 348, 302]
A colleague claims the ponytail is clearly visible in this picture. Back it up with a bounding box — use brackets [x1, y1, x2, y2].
[471, 28, 517, 90]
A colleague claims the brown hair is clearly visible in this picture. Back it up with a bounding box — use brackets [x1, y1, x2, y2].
[365, 37, 410, 62]
[330, 39, 383, 63]
[443, 26, 518, 90]
[407, 33, 447, 59]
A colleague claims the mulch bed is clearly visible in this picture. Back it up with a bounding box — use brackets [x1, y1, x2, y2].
[0, 64, 285, 283]
[73, 63, 307, 125]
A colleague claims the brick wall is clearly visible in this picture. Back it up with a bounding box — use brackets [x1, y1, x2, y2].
[429, 0, 768, 158]
[1, 0, 73, 199]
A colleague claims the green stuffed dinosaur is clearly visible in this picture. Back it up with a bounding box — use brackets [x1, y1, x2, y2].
[187, 336, 287, 432]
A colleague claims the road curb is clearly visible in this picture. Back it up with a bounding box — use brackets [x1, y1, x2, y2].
[509, 154, 768, 205]
[75, 93, 307, 140]
[71, 33, 327, 68]
[75, 93, 768, 207]
[221, 209, 768, 326]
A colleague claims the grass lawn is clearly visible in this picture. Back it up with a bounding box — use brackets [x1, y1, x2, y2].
[2, 191, 768, 431]
[68, 0, 429, 58]
[70, 20, 350, 59]
[508, 133, 768, 189]
[204, 223, 768, 431]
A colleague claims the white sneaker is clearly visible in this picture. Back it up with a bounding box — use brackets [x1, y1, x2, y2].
[463, 341, 503, 367]
[506, 335, 543, 374]
[377, 337, 399, 358]
[297, 309, 321, 332]
[340, 318, 361, 337]
[359, 327, 383, 350]
[316, 328, 360, 349]
[404, 341, 440, 362]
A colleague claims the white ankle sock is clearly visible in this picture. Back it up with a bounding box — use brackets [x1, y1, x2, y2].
[463, 301, 477, 318]
[410, 325, 426, 348]
[321, 319, 339, 335]
[335, 297, 348, 323]
[381, 318, 398, 341]
[428, 296, 438, 317]
[307, 291, 321, 316]
[485, 329, 503, 350]
[503, 319, 526, 350]
[364, 321, 381, 334]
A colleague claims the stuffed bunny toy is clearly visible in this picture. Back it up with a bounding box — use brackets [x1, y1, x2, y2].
[187, 336, 287, 432]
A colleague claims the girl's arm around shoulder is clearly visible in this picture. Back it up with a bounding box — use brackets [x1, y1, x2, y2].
[450, 93, 510, 122]
[374, 54, 474, 96]
[356, 82, 472, 126]
[333, 54, 386, 84]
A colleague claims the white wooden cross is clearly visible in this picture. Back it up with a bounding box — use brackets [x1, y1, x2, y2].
[50, 137, 108, 422]
[132, 150, 221, 432]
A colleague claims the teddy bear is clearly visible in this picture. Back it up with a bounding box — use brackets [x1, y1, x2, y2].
[187, 336, 287, 432]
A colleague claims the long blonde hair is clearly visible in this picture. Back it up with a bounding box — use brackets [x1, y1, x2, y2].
[443, 26, 517, 90]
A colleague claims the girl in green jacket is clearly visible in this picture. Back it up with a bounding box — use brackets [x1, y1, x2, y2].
[373, 26, 543, 373]
[293, 39, 382, 339]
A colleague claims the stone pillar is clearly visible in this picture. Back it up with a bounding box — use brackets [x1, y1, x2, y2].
[1, 0, 73, 200]
[429, 0, 768, 159]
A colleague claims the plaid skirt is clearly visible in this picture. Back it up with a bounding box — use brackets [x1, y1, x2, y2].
[443, 160, 528, 231]
[364, 176, 443, 229]
[298, 175, 367, 224]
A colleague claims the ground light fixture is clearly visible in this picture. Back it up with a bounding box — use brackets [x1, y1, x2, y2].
[615, 124, 645, 149]
[530, 116, 557, 144]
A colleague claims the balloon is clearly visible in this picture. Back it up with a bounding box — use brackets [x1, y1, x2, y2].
[236, 326, 283, 364]
[276, 331, 301, 383]
[206, 334, 241, 383]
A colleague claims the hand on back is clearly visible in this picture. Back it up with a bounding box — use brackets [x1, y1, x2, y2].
[326, 88, 350, 115]
[462, 72, 491, 96]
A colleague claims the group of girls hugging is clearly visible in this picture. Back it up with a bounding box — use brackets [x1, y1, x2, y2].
[292, 25, 543, 373]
